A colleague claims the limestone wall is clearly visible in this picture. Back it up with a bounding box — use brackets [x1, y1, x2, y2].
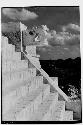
[2, 36, 36, 116]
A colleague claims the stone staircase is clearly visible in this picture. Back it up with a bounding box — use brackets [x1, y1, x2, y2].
[2, 36, 73, 121]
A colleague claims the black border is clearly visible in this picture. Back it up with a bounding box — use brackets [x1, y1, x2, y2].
[1, 6, 79, 9]
[1, 120, 82, 124]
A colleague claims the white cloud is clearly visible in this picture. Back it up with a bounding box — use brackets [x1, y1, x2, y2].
[53, 23, 80, 46]
[47, 31, 80, 46]
[2, 8, 38, 21]
[62, 23, 80, 32]
[56, 32, 80, 45]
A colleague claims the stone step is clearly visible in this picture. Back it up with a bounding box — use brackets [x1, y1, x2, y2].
[63, 111, 73, 121]
[29, 92, 58, 121]
[2, 45, 19, 61]
[1, 36, 12, 50]
[3, 75, 42, 97]
[51, 77, 58, 86]
[50, 77, 58, 93]
[15, 84, 50, 121]
[29, 76, 43, 93]
[3, 84, 50, 121]
[26, 46, 36, 56]
[2, 60, 28, 74]
[2, 68, 36, 94]
[2, 75, 44, 114]
[51, 101, 65, 121]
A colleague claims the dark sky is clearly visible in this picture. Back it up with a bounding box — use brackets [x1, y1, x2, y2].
[1, 6, 80, 31]
[27, 6, 80, 31]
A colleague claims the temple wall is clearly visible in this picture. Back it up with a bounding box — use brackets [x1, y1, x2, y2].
[2, 36, 36, 115]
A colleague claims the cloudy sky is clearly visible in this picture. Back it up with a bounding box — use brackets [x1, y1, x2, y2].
[1, 7, 80, 60]
[1, 7, 80, 30]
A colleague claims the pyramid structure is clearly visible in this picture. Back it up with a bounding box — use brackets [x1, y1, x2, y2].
[2, 35, 74, 121]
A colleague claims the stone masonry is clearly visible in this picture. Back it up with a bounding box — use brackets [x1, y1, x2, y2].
[2, 36, 73, 121]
